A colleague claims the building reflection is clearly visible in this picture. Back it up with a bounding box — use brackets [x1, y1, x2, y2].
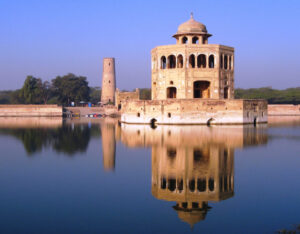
[152, 144, 233, 227]
[119, 124, 268, 227]
[0, 116, 270, 226]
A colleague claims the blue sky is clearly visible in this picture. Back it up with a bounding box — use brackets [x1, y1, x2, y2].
[0, 0, 299, 90]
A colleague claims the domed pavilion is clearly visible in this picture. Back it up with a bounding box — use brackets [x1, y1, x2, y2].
[121, 14, 268, 125]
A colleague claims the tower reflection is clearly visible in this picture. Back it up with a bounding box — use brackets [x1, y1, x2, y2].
[100, 118, 119, 171]
[120, 124, 268, 226]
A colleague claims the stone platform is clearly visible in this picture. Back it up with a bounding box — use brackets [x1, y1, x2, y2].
[121, 99, 267, 125]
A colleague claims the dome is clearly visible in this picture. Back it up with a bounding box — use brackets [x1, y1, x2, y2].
[173, 14, 211, 37]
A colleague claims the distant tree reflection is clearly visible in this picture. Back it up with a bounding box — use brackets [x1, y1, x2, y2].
[0, 124, 101, 156]
[52, 125, 91, 155]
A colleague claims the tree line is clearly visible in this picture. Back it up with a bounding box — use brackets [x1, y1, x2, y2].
[1, 75, 299, 105]
[0, 74, 100, 106]
[0, 74, 152, 106]
[235, 87, 300, 104]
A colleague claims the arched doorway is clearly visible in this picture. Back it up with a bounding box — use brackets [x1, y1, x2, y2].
[207, 118, 215, 126]
[194, 81, 210, 98]
[167, 87, 177, 98]
[224, 87, 229, 99]
[150, 118, 157, 129]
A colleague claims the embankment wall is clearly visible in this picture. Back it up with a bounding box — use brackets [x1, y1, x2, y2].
[268, 104, 300, 116]
[65, 105, 119, 116]
[0, 105, 62, 117]
[121, 99, 268, 125]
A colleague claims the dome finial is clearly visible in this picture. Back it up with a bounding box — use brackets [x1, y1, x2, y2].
[190, 12, 194, 19]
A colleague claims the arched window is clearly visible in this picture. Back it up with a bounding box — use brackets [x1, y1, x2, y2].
[192, 36, 199, 44]
[197, 54, 206, 68]
[177, 179, 183, 192]
[224, 55, 228, 70]
[182, 36, 188, 44]
[177, 54, 183, 68]
[219, 177, 223, 191]
[161, 56, 166, 69]
[189, 179, 195, 192]
[167, 55, 176, 69]
[229, 56, 232, 70]
[161, 177, 166, 189]
[197, 178, 206, 192]
[189, 54, 195, 68]
[168, 178, 176, 192]
[220, 54, 223, 69]
[209, 55, 214, 68]
[224, 176, 228, 192]
[209, 178, 214, 191]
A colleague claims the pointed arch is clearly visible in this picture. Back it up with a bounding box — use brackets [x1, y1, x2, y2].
[192, 36, 199, 44]
[177, 54, 183, 68]
[182, 36, 188, 44]
[209, 55, 214, 68]
[189, 54, 195, 68]
[160, 56, 166, 69]
[197, 54, 206, 68]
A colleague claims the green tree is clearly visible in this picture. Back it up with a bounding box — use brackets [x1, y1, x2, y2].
[0, 90, 13, 104]
[235, 87, 300, 104]
[19, 76, 43, 104]
[9, 89, 23, 104]
[140, 88, 151, 100]
[39, 81, 52, 104]
[52, 73, 90, 106]
[90, 86, 101, 104]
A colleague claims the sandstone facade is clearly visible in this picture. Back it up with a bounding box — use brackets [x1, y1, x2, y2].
[121, 15, 267, 125]
[121, 99, 267, 125]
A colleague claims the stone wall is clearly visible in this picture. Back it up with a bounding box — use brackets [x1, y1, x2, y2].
[115, 88, 140, 110]
[121, 99, 267, 125]
[268, 104, 300, 116]
[65, 106, 118, 116]
[0, 105, 62, 117]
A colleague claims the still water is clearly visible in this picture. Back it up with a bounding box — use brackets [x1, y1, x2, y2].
[0, 116, 300, 234]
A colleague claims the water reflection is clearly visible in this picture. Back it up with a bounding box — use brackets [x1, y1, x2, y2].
[120, 124, 268, 226]
[1, 117, 300, 232]
[100, 118, 116, 171]
[0, 117, 269, 227]
[0, 117, 101, 155]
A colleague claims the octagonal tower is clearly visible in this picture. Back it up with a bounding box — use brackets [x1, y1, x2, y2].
[151, 14, 234, 100]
